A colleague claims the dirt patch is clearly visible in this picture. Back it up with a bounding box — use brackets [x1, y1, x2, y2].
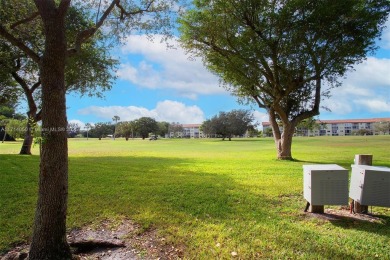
[305, 207, 386, 223]
[1, 219, 184, 260]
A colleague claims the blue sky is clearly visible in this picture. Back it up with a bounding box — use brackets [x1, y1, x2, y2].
[66, 20, 390, 129]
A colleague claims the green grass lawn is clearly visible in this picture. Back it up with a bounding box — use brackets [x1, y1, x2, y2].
[1, 136, 390, 259]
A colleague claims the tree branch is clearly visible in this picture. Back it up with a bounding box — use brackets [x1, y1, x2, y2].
[31, 80, 41, 93]
[252, 94, 266, 109]
[242, 13, 267, 42]
[116, 0, 155, 19]
[14, 57, 22, 70]
[11, 71, 39, 116]
[0, 26, 40, 63]
[273, 102, 288, 124]
[11, 71, 29, 92]
[68, 0, 117, 56]
[291, 77, 321, 126]
[36, 110, 42, 121]
[10, 12, 40, 29]
[68, 0, 161, 56]
[311, 77, 322, 114]
[10, 57, 41, 116]
[269, 108, 281, 140]
[258, 93, 270, 108]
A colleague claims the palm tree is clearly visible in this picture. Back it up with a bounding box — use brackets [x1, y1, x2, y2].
[85, 123, 92, 140]
[112, 116, 120, 140]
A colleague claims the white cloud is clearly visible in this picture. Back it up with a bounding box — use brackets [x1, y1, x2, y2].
[153, 100, 204, 123]
[68, 119, 86, 129]
[344, 57, 390, 87]
[252, 110, 269, 130]
[117, 34, 225, 99]
[78, 105, 157, 122]
[77, 100, 205, 124]
[321, 95, 354, 115]
[323, 57, 390, 114]
[354, 99, 390, 113]
[116, 64, 138, 83]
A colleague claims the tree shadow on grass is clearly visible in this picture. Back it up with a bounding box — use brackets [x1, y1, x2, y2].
[0, 154, 40, 254]
[67, 156, 278, 223]
[67, 155, 390, 259]
[0, 153, 277, 228]
[293, 158, 349, 165]
[325, 211, 390, 236]
[224, 138, 266, 142]
[2, 153, 390, 259]
[292, 159, 357, 172]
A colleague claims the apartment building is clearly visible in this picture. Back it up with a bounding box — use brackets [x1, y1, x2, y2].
[168, 124, 203, 138]
[262, 118, 390, 136]
[182, 124, 203, 138]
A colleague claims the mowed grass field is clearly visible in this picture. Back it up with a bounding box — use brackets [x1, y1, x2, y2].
[1, 136, 390, 259]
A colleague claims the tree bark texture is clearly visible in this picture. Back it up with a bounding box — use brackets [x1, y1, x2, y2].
[276, 124, 294, 160]
[28, 2, 72, 259]
[20, 106, 40, 155]
[19, 123, 34, 155]
[269, 109, 295, 160]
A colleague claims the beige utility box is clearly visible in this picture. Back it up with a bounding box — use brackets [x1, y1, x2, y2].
[303, 164, 349, 206]
[349, 165, 390, 207]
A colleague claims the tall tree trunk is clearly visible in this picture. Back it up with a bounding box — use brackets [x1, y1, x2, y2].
[1, 127, 6, 143]
[269, 109, 294, 160]
[276, 124, 294, 160]
[11, 66, 41, 155]
[19, 121, 33, 155]
[20, 111, 39, 155]
[28, 2, 71, 259]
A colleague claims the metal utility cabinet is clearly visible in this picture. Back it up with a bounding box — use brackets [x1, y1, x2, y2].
[303, 164, 349, 213]
[349, 165, 390, 207]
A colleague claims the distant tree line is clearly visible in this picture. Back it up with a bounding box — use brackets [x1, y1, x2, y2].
[2, 108, 261, 141]
[373, 121, 390, 135]
[115, 117, 161, 140]
[78, 117, 166, 140]
[67, 110, 258, 141]
[0, 102, 28, 142]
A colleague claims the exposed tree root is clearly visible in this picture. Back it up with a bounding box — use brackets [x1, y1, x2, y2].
[69, 238, 125, 253]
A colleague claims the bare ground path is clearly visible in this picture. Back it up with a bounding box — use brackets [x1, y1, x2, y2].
[1, 218, 184, 260]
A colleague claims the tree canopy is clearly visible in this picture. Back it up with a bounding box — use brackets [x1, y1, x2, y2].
[374, 121, 390, 134]
[295, 117, 319, 136]
[179, 0, 390, 159]
[134, 117, 159, 139]
[88, 122, 114, 139]
[168, 122, 184, 137]
[201, 109, 255, 140]
[116, 121, 136, 140]
[0, 4, 118, 154]
[0, 102, 25, 120]
[157, 121, 170, 137]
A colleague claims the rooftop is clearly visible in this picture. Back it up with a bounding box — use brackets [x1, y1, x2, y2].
[261, 118, 390, 126]
[182, 124, 202, 128]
